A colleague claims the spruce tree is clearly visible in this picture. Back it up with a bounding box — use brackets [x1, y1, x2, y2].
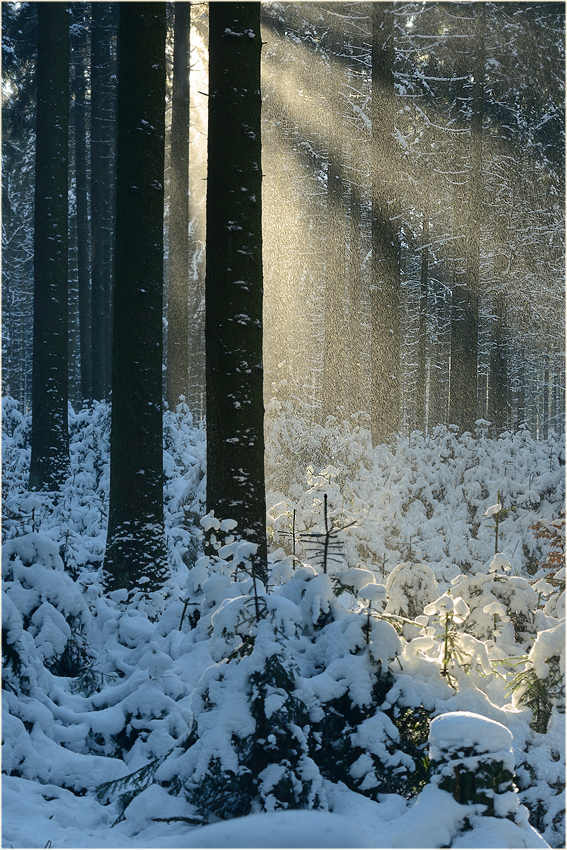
[166, 1, 191, 412]
[449, 2, 485, 433]
[205, 2, 268, 581]
[371, 2, 401, 445]
[29, 3, 70, 491]
[104, 3, 167, 594]
[90, 2, 117, 401]
[71, 3, 92, 403]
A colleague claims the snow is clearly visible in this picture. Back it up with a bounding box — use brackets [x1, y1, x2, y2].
[489, 552, 513, 572]
[429, 711, 514, 762]
[359, 582, 387, 604]
[529, 620, 565, 679]
[1, 776, 550, 849]
[340, 566, 376, 591]
[2, 398, 564, 848]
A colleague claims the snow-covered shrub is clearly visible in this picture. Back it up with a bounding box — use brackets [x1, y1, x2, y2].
[2, 397, 32, 539]
[419, 592, 494, 687]
[516, 706, 565, 848]
[3, 533, 91, 679]
[529, 512, 565, 576]
[266, 418, 565, 583]
[429, 712, 517, 816]
[97, 567, 432, 823]
[505, 622, 565, 845]
[305, 611, 430, 800]
[157, 592, 327, 820]
[509, 620, 565, 732]
[163, 405, 207, 581]
[532, 563, 566, 622]
[385, 561, 438, 621]
[450, 557, 539, 650]
[392, 711, 550, 849]
[543, 566, 565, 620]
[275, 569, 431, 800]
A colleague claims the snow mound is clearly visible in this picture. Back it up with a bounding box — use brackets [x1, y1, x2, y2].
[160, 809, 373, 848]
[429, 711, 514, 760]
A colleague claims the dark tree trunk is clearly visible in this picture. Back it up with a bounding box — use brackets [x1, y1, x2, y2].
[104, 3, 167, 594]
[29, 3, 70, 491]
[348, 175, 364, 416]
[205, 2, 267, 582]
[449, 2, 485, 433]
[416, 191, 430, 433]
[489, 295, 509, 436]
[322, 153, 346, 420]
[166, 1, 191, 412]
[515, 348, 526, 429]
[428, 283, 451, 430]
[90, 2, 116, 401]
[71, 4, 92, 403]
[371, 2, 401, 445]
[542, 356, 550, 440]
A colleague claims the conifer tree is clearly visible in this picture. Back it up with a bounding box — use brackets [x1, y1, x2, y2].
[166, 1, 191, 412]
[371, 2, 401, 444]
[449, 2, 485, 433]
[205, 2, 268, 581]
[29, 3, 70, 491]
[71, 3, 92, 403]
[104, 3, 167, 594]
[90, 2, 117, 401]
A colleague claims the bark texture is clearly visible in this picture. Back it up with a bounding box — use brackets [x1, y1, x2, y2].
[29, 3, 70, 491]
[104, 3, 167, 593]
[371, 2, 401, 445]
[205, 2, 267, 580]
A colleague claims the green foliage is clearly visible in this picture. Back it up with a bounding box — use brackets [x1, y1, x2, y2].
[71, 664, 118, 697]
[435, 749, 516, 817]
[508, 655, 563, 733]
[97, 754, 171, 824]
[393, 706, 432, 796]
[2, 626, 28, 693]
[191, 756, 255, 820]
[311, 679, 431, 801]
[190, 643, 324, 820]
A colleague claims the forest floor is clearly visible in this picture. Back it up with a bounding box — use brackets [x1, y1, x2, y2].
[2, 397, 565, 848]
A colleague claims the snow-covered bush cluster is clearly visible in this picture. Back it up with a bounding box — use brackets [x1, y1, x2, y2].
[266, 405, 564, 581]
[2, 397, 565, 848]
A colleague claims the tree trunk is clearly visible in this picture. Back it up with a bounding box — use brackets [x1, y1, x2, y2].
[322, 152, 347, 421]
[166, 2, 191, 412]
[449, 2, 485, 433]
[90, 2, 117, 401]
[104, 3, 167, 594]
[371, 2, 401, 445]
[489, 292, 509, 435]
[416, 190, 430, 432]
[71, 4, 92, 403]
[348, 173, 364, 416]
[205, 2, 267, 582]
[29, 3, 70, 491]
[515, 347, 526, 429]
[542, 356, 550, 440]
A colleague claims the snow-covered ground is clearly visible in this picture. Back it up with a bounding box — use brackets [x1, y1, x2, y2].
[2, 398, 565, 848]
[1, 776, 551, 848]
